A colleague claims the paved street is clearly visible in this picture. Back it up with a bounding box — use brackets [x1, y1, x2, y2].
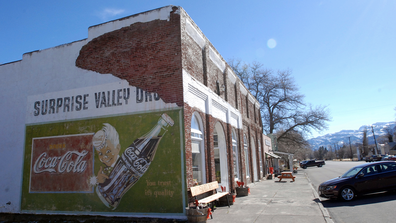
[209, 170, 332, 223]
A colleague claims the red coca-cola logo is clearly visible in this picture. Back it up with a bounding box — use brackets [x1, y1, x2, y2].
[30, 134, 94, 193]
[33, 151, 88, 174]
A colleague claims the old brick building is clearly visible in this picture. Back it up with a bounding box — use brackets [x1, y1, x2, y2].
[180, 10, 265, 190]
[0, 5, 266, 219]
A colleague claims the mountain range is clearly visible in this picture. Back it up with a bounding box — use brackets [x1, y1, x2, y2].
[308, 121, 396, 150]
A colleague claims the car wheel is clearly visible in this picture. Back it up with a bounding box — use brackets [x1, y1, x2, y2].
[318, 165, 322, 167]
[303, 166, 307, 169]
[339, 187, 355, 201]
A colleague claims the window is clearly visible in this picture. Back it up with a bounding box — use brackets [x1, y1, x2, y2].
[362, 165, 380, 176]
[232, 130, 239, 180]
[251, 136, 258, 181]
[380, 163, 396, 172]
[244, 134, 250, 177]
[246, 97, 249, 118]
[191, 114, 205, 185]
[214, 129, 221, 183]
[258, 141, 263, 177]
[216, 81, 220, 96]
[213, 134, 218, 148]
[234, 85, 238, 109]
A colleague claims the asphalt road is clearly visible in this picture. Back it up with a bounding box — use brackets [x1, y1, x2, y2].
[304, 160, 396, 223]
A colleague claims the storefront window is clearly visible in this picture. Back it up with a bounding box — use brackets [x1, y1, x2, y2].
[191, 114, 205, 185]
[232, 130, 239, 180]
[244, 134, 250, 177]
[214, 129, 220, 183]
[258, 141, 263, 178]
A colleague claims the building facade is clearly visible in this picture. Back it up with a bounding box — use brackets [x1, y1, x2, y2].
[0, 5, 266, 220]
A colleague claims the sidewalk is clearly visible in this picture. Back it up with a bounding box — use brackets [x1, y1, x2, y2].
[0, 171, 333, 223]
[208, 171, 334, 223]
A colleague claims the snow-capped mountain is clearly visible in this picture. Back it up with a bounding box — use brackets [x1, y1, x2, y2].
[308, 121, 396, 149]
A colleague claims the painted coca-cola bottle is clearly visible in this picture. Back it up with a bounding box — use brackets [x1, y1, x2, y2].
[96, 113, 174, 209]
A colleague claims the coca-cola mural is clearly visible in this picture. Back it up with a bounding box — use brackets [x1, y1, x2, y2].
[93, 114, 174, 209]
[22, 83, 184, 215]
[30, 134, 94, 192]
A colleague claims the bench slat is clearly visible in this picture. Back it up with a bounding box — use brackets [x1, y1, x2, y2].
[190, 181, 219, 196]
[198, 192, 229, 204]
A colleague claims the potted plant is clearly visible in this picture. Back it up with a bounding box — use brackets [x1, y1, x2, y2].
[236, 181, 250, 197]
[217, 187, 236, 206]
[185, 200, 211, 223]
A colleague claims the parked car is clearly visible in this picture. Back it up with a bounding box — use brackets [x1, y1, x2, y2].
[365, 155, 383, 162]
[299, 160, 307, 167]
[300, 159, 325, 169]
[382, 155, 392, 161]
[373, 155, 383, 161]
[318, 161, 396, 201]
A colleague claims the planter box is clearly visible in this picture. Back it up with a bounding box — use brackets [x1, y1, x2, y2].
[186, 207, 208, 223]
[217, 193, 235, 206]
[236, 187, 249, 197]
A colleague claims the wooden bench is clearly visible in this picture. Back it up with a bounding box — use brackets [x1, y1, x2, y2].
[190, 181, 230, 219]
[277, 171, 295, 182]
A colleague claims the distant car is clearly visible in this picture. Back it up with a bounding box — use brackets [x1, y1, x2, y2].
[318, 161, 396, 201]
[382, 155, 392, 161]
[389, 156, 396, 161]
[299, 160, 307, 167]
[300, 159, 325, 169]
[365, 155, 382, 162]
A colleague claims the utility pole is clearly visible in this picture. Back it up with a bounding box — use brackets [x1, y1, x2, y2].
[348, 137, 353, 160]
[371, 125, 379, 155]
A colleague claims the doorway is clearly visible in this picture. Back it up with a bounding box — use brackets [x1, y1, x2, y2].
[214, 122, 229, 191]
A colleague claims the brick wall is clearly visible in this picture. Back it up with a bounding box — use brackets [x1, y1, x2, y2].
[76, 7, 184, 106]
[181, 31, 205, 84]
[226, 70, 237, 109]
[179, 7, 264, 190]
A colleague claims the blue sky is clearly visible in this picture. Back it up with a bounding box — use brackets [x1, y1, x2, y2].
[1, 0, 395, 138]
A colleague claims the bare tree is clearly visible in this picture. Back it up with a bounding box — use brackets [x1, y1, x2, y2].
[383, 124, 395, 142]
[338, 144, 347, 159]
[324, 146, 336, 160]
[275, 130, 310, 168]
[313, 146, 328, 160]
[229, 59, 331, 143]
[228, 58, 251, 87]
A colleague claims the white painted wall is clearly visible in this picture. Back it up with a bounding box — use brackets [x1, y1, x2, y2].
[0, 39, 121, 213]
[183, 69, 243, 130]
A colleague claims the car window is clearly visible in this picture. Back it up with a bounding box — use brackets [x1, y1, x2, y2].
[380, 163, 396, 172]
[380, 164, 388, 172]
[342, 166, 363, 178]
[363, 167, 370, 175]
[363, 165, 380, 176]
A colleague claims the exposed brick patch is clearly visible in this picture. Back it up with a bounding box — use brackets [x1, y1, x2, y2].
[76, 12, 184, 106]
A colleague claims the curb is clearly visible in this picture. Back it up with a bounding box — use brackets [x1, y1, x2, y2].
[305, 172, 335, 223]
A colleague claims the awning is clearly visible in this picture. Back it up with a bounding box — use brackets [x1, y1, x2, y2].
[265, 152, 281, 159]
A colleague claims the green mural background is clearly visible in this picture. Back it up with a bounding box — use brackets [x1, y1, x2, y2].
[22, 109, 184, 214]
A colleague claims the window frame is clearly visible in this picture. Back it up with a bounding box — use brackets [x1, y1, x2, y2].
[191, 113, 206, 185]
[244, 134, 250, 178]
[232, 129, 240, 181]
